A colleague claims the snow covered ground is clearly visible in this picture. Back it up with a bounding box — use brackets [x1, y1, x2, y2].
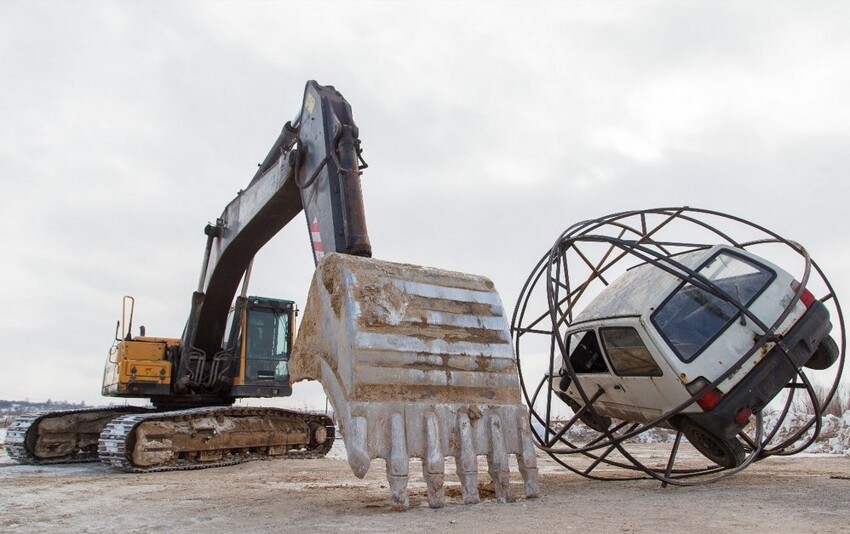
[0, 429, 11, 467]
[537, 410, 850, 453]
[327, 434, 346, 460]
[760, 411, 850, 454]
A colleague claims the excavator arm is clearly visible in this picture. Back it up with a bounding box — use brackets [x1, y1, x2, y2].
[177, 81, 371, 390]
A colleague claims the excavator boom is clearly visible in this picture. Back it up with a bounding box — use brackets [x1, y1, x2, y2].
[179, 82, 372, 389]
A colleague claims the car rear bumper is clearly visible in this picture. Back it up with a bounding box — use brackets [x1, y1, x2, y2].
[686, 300, 832, 439]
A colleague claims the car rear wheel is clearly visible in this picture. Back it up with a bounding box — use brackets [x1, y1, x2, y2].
[805, 336, 839, 370]
[679, 418, 745, 468]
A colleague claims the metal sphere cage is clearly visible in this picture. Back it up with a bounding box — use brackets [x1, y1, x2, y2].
[511, 207, 846, 486]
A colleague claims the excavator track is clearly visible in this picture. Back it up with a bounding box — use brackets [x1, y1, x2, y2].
[5, 406, 153, 465]
[98, 406, 334, 473]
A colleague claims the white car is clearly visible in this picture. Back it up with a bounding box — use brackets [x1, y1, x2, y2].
[555, 245, 837, 467]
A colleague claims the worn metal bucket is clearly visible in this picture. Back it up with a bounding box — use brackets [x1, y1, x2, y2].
[291, 253, 539, 509]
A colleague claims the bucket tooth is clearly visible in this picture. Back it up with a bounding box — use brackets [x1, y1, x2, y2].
[387, 412, 410, 511]
[487, 414, 513, 503]
[346, 415, 370, 478]
[291, 253, 540, 508]
[517, 414, 541, 499]
[456, 410, 480, 504]
[423, 412, 446, 508]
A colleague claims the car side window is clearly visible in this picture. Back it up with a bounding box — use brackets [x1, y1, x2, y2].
[600, 327, 662, 377]
[567, 330, 610, 374]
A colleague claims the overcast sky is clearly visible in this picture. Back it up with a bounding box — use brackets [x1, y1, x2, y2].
[1, 1, 848, 408]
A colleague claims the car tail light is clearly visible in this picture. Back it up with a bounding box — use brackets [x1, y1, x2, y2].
[791, 280, 816, 308]
[734, 406, 752, 425]
[685, 377, 724, 411]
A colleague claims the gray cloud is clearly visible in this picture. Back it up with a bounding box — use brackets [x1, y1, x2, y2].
[1, 1, 848, 406]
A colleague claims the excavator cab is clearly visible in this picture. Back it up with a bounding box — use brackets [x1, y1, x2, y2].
[231, 296, 295, 397]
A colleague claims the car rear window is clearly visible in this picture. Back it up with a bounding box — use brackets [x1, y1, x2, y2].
[651, 250, 775, 363]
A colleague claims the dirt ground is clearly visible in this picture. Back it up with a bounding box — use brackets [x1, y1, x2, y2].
[1, 444, 849, 533]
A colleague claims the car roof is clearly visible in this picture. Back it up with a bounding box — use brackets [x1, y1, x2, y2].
[571, 246, 720, 324]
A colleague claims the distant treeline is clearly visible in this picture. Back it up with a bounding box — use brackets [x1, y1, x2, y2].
[0, 399, 86, 412]
[1, 400, 90, 426]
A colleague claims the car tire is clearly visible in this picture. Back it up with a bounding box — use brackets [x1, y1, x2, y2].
[678, 418, 745, 468]
[805, 336, 839, 370]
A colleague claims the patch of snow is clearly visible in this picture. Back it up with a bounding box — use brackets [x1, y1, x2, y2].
[758, 410, 850, 455]
[327, 436, 347, 460]
[0, 427, 9, 466]
[535, 410, 850, 453]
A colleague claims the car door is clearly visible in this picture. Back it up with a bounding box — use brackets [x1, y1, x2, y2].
[564, 322, 680, 424]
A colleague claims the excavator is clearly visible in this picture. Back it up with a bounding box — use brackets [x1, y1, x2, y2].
[6, 81, 539, 509]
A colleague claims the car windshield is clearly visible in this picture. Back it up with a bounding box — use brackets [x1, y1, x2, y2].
[651, 251, 774, 362]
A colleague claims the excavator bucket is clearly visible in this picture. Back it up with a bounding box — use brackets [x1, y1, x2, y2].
[290, 253, 539, 510]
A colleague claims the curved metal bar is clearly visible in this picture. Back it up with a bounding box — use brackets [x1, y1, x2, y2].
[513, 207, 845, 485]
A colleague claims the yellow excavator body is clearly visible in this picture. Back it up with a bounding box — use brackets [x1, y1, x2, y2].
[102, 337, 176, 396]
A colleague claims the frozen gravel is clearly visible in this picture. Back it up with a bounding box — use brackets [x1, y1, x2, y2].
[1, 440, 848, 533]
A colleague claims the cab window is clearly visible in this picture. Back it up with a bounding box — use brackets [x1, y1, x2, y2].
[567, 330, 609, 374]
[600, 327, 662, 377]
[245, 307, 290, 381]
